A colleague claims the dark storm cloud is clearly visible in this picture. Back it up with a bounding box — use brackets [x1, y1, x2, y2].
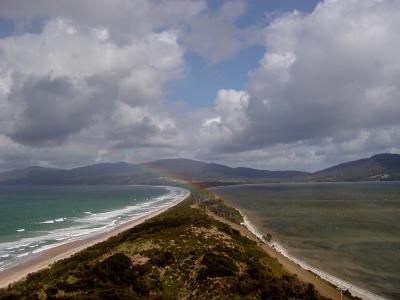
[6, 74, 114, 147]
[108, 116, 176, 149]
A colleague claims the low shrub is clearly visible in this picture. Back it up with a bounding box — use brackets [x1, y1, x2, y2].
[92, 253, 134, 286]
[197, 252, 238, 280]
[149, 250, 175, 267]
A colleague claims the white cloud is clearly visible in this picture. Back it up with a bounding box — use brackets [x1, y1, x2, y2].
[198, 89, 249, 150]
[0, 18, 184, 83]
[1, 0, 400, 171]
[181, 0, 260, 63]
[0, 0, 207, 41]
[214, 89, 249, 133]
[0, 17, 185, 147]
[201, 0, 400, 168]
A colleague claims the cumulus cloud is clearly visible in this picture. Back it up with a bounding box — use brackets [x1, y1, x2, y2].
[199, 89, 249, 151]
[6, 74, 105, 146]
[247, 0, 400, 145]
[106, 102, 179, 149]
[182, 0, 260, 63]
[1, 0, 400, 171]
[0, 0, 206, 42]
[0, 0, 254, 63]
[197, 0, 400, 168]
[0, 17, 184, 147]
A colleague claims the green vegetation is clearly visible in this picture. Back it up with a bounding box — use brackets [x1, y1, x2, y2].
[265, 233, 273, 242]
[0, 194, 327, 299]
[343, 290, 362, 300]
[199, 197, 243, 224]
[197, 252, 238, 280]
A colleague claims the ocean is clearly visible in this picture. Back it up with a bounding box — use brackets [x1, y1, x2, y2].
[0, 185, 187, 272]
[212, 182, 400, 300]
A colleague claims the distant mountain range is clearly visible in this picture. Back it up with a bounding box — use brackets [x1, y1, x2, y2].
[145, 158, 307, 181]
[0, 153, 399, 185]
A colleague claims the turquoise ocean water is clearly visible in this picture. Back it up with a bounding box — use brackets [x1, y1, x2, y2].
[212, 182, 400, 299]
[0, 185, 186, 272]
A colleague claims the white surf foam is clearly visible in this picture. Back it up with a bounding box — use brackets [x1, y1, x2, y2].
[40, 217, 66, 224]
[31, 241, 70, 254]
[16, 253, 29, 258]
[40, 220, 55, 224]
[240, 212, 386, 300]
[16, 229, 25, 232]
[6, 242, 32, 250]
[0, 186, 189, 272]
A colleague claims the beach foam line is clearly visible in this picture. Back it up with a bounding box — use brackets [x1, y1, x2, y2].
[4, 191, 181, 256]
[73, 188, 184, 226]
[40, 220, 55, 224]
[0, 186, 190, 274]
[16, 253, 29, 258]
[0, 187, 190, 288]
[31, 241, 71, 254]
[40, 217, 66, 224]
[240, 213, 386, 300]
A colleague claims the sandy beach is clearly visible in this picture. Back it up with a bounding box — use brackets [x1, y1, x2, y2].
[240, 214, 386, 300]
[202, 206, 347, 300]
[0, 189, 190, 289]
[0, 189, 386, 300]
[207, 185, 390, 300]
[206, 189, 388, 300]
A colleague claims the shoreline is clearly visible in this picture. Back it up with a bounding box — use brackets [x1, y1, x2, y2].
[238, 210, 386, 300]
[0, 188, 190, 289]
[208, 187, 387, 300]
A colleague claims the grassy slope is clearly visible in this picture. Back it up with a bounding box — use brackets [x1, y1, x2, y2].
[0, 192, 327, 300]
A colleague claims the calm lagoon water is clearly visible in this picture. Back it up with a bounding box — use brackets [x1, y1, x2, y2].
[212, 182, 400, 299]
[0, 185, 186, 272]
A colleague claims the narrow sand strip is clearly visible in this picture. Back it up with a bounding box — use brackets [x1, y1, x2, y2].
[201, 206, 343, 300]
[0, 189, 190, 289]
[241, 213, 386, 300]
[208, 189, 387, 300]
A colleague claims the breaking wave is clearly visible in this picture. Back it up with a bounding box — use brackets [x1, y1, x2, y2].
[0, 186, 188, 272]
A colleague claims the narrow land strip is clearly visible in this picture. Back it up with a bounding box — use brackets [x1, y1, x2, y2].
[1, 194, 346, 299]
[200, 205, 347, 300]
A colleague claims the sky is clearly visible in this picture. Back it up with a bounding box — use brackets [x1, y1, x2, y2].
[0, 0, 400, 172]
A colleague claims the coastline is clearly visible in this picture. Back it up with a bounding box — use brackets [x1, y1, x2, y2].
[0, 187, 388, 299]
[0, 188, 190, 289]
[238, 209, 386, 300]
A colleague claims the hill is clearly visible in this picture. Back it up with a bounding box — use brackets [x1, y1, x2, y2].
[309, 153, 400, 181]
[143, 158, 307, 181]
[0, 163, 164, 185]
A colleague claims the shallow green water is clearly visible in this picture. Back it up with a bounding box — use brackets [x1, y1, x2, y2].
[212, 182, 400, 299]
[0, 185, 186, 271]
